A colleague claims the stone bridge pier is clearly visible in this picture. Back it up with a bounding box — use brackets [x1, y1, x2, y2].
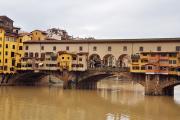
[135, 74, 180, 96]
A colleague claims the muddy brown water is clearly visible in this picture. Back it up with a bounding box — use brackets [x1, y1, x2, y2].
[0, 79, 180, 120]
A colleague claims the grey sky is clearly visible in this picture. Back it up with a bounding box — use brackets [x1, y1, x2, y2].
[0, 0, 180, 38]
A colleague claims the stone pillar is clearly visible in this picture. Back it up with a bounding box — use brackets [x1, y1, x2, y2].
[145, 74, 163, 96]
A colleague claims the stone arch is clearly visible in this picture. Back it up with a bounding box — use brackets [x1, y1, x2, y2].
[89, 54, 102, 68]
[118, 54, 131, 67]
[103, 54, 116, 67]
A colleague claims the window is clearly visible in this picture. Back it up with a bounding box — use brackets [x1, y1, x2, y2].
[24, 52, 28, 57]
[11, 52, 15, 57]
[53, 46, 56, 51]
[66, 46, 69, 51]
[35, 53, 39, 58]
[19, 46, 23, 50]
[73, 57, 76, 60]
[148, 66, 153, 70]
[41, 46, 44, 50]
[108, 46, 111, 51]
[139, 47, 143, 52]
[5, 51, 8, 56]
[0, 44, 2, 48]
[19, 39, 22, 43]
[123, 46, 127, 51]
[93, 46, 97, 51]
[5, 59, 8, 63]
[79, 46, 83, 51]
[25, 46, 29, 50]
[173, 60, 176, 64]
[12, 45, 15, 49]
[141, 66, 145, 70]
[41, 53, 45, 58]
[176, 46, 180, 51]
[0, 37, 2, 41]
[62, 57, 64, 59]
[157, 46, 161, 51]
[79, 58, 82, 61]
[6, 44, 8, 48]
[29, 52, 33, 58]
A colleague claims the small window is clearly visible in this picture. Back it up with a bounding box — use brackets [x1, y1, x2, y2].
[139, 47, 143, 52]
[19, 39, 22, 43]
[157, 46, 161, 51]
[25, 46, 29, 50]
[93, 46, 97, 51]
[53, 46, 56, 51]
[79, 46, 83, 51]
[176, 46, 180, 51]
[35, 53, 39, 58]
[6, 44, 8, 48]
[73, 57, 76, 60]
[11, 52, 15, 57]
[66, 46, 69, 51]
[123, 46, 127, 51]
[5, 51, 8, 55]
[41, 46, 44, 50]
[19, 46, 23, 50]
[62, 57, 64, 59]
[12, 45, 15, 49]
[5, 59, 8, 63]
[29, 52, 33, 57]
[24, 52, 28, 57]
[108, 46, 111, 51]
[173, 60, 176, 64]
[79, 58, 82, 61]
[41, 53, 45, 58]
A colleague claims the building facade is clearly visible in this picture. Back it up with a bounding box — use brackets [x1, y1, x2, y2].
[31, 30, 47, 40]
[0, 16, 21, 74]
[23, 38, 180, 70]
[131, 52, 180, 76]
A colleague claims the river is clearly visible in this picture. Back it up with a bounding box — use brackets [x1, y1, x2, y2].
[0, 79, 180, 120]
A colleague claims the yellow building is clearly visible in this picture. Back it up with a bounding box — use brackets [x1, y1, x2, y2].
[0, 16, 20, 74]
[57, 51, 75, 71]
[131, 52, 180, 76]
[16, 33, 32, 70]
[31, 30, 47, 40]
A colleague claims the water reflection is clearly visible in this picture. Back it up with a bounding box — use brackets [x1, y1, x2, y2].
[0, 80, 179, 120]
[106, 113, 130, 120]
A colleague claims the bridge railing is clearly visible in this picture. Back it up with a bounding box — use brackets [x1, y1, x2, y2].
[88, 67, 130, 72]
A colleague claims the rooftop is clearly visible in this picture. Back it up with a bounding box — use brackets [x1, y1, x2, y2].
[24, 37, 180, 44]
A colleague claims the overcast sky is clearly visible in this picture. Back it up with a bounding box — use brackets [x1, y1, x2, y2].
[0, 0, 180, 38]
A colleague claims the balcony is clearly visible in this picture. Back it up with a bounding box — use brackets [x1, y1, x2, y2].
[146, 69, 159, 74]
[159, 56, 169, 60]
[148, 55, 159, 60]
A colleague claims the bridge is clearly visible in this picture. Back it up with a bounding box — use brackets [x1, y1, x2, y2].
[1, 67, 180, 96]
[0, 67, 130, 87]
[132, 73, 180, 96]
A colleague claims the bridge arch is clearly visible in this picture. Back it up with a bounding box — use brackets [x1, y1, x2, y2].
[89, 54, 102, 68]
[117, 54, 131, 67]
[103, 54, 116, 67]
